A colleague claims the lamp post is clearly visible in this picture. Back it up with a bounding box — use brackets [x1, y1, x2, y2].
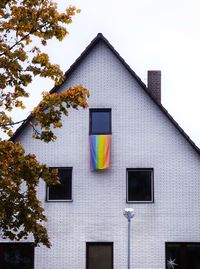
[123, 208, 135, 269]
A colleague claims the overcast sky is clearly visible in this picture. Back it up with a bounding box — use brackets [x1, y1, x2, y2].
[17, 0, 200, 146]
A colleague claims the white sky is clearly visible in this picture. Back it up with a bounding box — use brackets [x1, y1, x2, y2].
[14, 0, 200, 147]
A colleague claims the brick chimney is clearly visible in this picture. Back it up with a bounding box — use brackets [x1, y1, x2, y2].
[147, 70, 161, 103]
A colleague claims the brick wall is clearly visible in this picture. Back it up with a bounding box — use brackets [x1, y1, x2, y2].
[16, 41, 200, 269]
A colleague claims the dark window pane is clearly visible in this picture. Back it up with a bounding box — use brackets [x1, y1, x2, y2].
[166, 244, 181, 269]
[87, 243, 113, 269]
[48, 168, 72, 201]
[166, 243, 200, 269]
[127, 169, 152, 202]
[90, 109, 111, 134]
[0, 243, 34, 269]
[187, 244, 200, 269]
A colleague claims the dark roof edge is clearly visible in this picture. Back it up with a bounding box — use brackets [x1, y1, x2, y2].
[10, 33, 200, 156]
[49, 33, 147, 94]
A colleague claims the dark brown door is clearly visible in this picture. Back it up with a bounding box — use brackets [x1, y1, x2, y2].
[86, 242, 113, 269]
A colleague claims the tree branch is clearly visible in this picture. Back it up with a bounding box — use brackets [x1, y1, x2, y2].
[0, 31, 35, 57]
[0, 118, 27, 127]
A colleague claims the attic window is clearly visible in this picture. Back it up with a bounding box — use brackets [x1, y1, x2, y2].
[89, 109, 111, 135]
[127, 168, 154, 203]
[46, 167, 72, 202]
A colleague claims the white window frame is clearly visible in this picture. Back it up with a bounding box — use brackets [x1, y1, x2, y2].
[126, 168, 154, 203]
[46, 167, 73, 202]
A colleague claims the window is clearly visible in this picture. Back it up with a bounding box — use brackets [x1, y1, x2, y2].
[0, 243, 34, 269]
[127, 168, 154, 203]
[46, 167, 72, 201]
[86, 242, 113, 269]
[166, 242, 200, 269]
[89, 109, 111, 134]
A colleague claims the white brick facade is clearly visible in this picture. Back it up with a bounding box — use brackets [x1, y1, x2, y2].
[12, 38, 200, 268]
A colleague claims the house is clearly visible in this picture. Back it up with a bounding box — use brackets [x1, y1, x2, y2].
[1, 33, 200, 269]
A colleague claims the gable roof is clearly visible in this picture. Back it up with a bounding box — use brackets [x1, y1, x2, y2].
[11, 33, 200, 155]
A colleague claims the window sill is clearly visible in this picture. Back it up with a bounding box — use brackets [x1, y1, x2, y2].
[126, 200, 154, 204]
[45, 199, 73, 203]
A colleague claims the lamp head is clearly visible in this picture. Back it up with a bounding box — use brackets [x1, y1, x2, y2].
[123, 208, 135, 220]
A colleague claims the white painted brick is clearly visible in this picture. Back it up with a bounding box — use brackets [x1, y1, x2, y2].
[11, 41, 200, 268]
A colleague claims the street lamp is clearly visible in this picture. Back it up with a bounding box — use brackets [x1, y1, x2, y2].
[123, 208, 135, 269]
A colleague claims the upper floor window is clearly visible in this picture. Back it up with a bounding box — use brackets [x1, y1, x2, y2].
[166, 242, 200, 269]
[127, 168, 154, 203]
[89, 108, 111, 135]
[46, 167, 72, 202]
[0, 243, 34, 269]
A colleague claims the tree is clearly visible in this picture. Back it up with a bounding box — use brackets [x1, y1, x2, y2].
[0, 0, 89, 247]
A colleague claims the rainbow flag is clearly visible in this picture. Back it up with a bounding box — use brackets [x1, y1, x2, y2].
[89, 135, 111, 170]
